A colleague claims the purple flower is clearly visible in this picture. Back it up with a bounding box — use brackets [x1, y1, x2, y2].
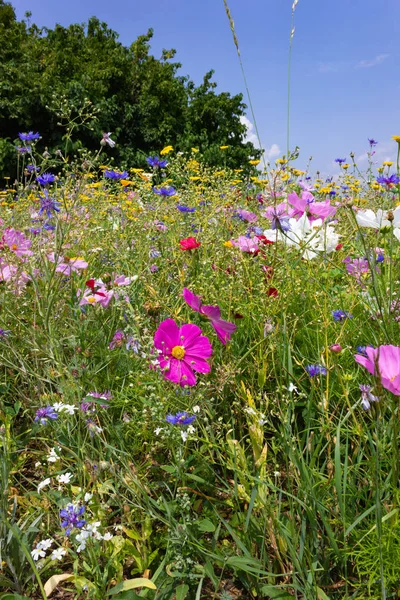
[18, 131, 40, 142]
[16, 146, 31, 154]
[305, 364, 327, 377]
[60, 504, 86, 535]
[34, 406, 58, 425]
[150, 264, 159, 273]
[264, 204, 291, 232]
[376, 174, 400, 186]
[177, 205, 195, 212]
[335, 158, 346, 165]
[101, 132, 115, 148]
[109, 329, 125, 349]
[38, 190, 61, 218]
[359, 384, 379, 410]
[26, 164, 40, 173]
[368, 138, 378, 147]
[104, 170, 128, 180]
[146, 156, 168, 168]
[166, 412, 196, 425]
[152, 186, 176, 197]
[332, 310, 353, 322]
[0, 328, 11, 338]
[36, 173, 55, 186]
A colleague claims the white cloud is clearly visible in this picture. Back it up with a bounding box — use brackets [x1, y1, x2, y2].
[357, 141, 396, 165]
[356, 54, 389, 69]
[265, 144, 281, 160]
[240, 115, 259, 145]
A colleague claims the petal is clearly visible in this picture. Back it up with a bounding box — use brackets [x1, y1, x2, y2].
[183, 356, 211, 374]
[211, 319, 237, 344]
[183, 288, 202, 312]
[378, 345, 400, 381]
[154, 319, 180, 352]
[382, 374, 400, 396]
[184, 335, 213, 359]
[179, 323, 203, 347]
[201, 304, 221, 320]
[355, 353, 376, 375]
[165, 359, 197, 386]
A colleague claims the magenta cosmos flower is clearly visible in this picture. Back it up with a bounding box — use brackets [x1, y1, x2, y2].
[153, 319, 212, 386]
[183, 288, 237, 345]
[355, 345, 400, 395]
[1, 228, 33, 258]
[288, 191, 336, 222]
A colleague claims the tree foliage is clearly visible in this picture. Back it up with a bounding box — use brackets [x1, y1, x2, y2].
[0, 1, 261, 176]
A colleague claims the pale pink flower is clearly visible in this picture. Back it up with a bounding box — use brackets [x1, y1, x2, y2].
[2, 228, 33, 258]
[355, 345, 400, 396]
[288, 191, 336, 222]
[183, 288, 237, 345]
[48, 253, 88, 275]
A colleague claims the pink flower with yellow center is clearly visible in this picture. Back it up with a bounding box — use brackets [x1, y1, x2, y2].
[153, 318, 212, 386]
[2, 228, 33, 258]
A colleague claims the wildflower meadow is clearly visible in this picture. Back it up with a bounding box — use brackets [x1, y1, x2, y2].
[1, 2, 400, 600]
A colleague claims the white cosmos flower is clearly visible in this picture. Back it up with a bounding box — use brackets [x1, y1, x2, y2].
[356, 209, 391, 229]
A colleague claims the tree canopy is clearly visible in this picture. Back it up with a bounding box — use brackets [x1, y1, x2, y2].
[0, 1, 262, 177]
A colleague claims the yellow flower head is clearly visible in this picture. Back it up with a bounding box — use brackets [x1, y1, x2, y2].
[249, 159, 260, 166]
[223, 241, 233, 248]
[191, 148, 199, 153]
[160, 145, 174, 155]
[383, 161, 393, 167]
[219, 145, 229, 150]
[392, 136, 400, 143]
[342, 164, 350, 170]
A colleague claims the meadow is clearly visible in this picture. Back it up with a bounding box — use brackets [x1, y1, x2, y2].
[1, 131, 400, 600]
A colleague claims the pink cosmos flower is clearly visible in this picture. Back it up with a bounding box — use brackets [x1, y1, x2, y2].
[153, 319, 212, 386]
[79, 286, 114, 308]
[237, 209, 258, 223]
[114, 275, 134, 286]
[48, 252, 88, 275]
[288, 191, 337, 222]
[231, 236, 259, 254]
[0, 261, 18, 281]
[355, 345, 400, 395]
[183, 288, 237, 345]
[1, 228, 33, 258]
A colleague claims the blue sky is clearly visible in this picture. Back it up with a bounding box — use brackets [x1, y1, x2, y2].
[12, 0, 400, 174]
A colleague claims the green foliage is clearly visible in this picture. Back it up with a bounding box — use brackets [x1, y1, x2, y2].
[0, 1, 261, 178]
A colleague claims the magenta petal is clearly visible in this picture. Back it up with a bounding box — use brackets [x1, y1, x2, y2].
[165, 358, 197, 386]
[184, 335, 213, 359]
[184, 355, 211, 374]
[287, 191, 306, 214]
[179, 323, 203, 347]
[378, 345, 400, 382]
[183, 288, 202, 312]
[383, 374, 400, 396]
[212, 319, 237, 344]
[154, 319, 181, 352]
[201, 304, 221, 320]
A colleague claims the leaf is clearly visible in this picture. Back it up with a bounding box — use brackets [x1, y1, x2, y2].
[197, 518, 216, 533]
[175, 583, 189, 600]
[260, 586, 295, 599]
[0, 595, 32, 600]
[107, 578, 157, 596]
[44, 573, 74, 597]
[317, 588, 332, 600]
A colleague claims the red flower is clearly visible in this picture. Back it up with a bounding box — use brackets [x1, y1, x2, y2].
[335, 243, 343, 251]
[179, 237, 201, 250]
[267, 287, 279, 297]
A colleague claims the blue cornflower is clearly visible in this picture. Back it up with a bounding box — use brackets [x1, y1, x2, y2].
[376, 174, 400, 186]
[368, 138, 378, 147]
[60, 504, 86, 535]
[36, 173, 55, 186]
[146, 156, 168, 168]
[269, 207, 291, 232]
[16, 145, 31, 154]
[104, 169, 128, 180]
[34, 406, 58, 425]
[166, 412, 196, 426]
[305, 364, 327, 377]
[376, 253, 384, 263]
[38, 190, 61, 218]
[335, 158, 346, 165]
[0, 328, 11, 338]
[152, 186, 176, 197]
[176, 205, 195, 212]
[359, 384, 379, 411]
[43, 222, 56, 231]
[356, 345, 374, 357]
[149, 248, 161, 258]
[26, 164, 40, 173]
[332, 310, 353, 322]
[18, 131, 40, 142]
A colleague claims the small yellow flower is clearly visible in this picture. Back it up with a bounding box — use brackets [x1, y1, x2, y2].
[189, 176, 201, 181]
[392, 135, 400, 143]
[120, 179, 132, 186]
[219, 145, 229, 150]
[130, 168, 144, 173]
[234, 169, 243, 173]
[214, 170, 225, 176]
[160, 145, 174, 155]
[249, 159, 260, 165]
[383, 161, 393, 167]
[191, 148, 199, 153]
[275, 158, 286, 165]
[377, 167, 384, 173]
[223, 241, 233, 248]
[342, 164, 350, 170]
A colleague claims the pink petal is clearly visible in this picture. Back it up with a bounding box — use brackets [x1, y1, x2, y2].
[184, 335, 213, 359]
[183, 355, 211, 374]
[355, 352, 376, 375]
[154, 319, 181, 352]
[200, 304, 221, 320]
[211, 319, 237, 344]
[378, 345, 400, 382]
[179, 323, 204, 348]
[183, 288, 202, 312]
[165, 358, 197, 386]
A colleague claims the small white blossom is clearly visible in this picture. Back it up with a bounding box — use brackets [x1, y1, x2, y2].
[154, 427, 163, 436]
[35, 461, 42, 468]
[192, 405, 200, 413]
[47, 448, 60, 463]
[181, 430, 188, 442]
[187, 425, 196, 434]
[103, 532, 113, 541]
[57, 472, 73, 484]
[60, 404, 78, 415]
[52, 402, 65, 412]
[37, 477, 51, 493]
[84, 492, 93, 503]
[51, 547, 67, 561]
[32, 547, 46, 561]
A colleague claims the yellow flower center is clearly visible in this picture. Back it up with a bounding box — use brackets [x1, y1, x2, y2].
[171, 345, 185, 360]
[11, 244, 18, 251]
